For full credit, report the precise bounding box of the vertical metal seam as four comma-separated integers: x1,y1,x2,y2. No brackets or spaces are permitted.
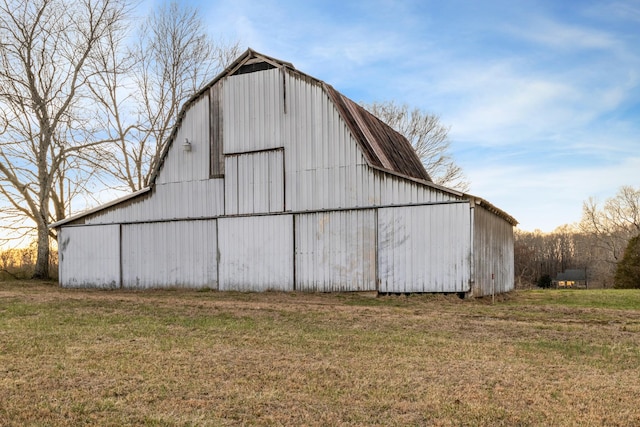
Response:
292,214,297,291
215,218,220,290
281,67,287,114
469,204,475,295
208,89,213,178
281,147,287,212
118,224,123,289
374,208,379,292
235,157,239,214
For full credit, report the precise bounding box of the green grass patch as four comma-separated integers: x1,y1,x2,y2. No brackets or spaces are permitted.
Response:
1,282,639,426
514,288,640,310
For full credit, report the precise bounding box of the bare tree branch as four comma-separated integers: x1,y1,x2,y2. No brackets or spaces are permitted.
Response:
360,101,469,191
0,0,128,278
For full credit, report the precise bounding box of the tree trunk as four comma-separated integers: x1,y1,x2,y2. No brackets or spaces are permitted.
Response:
32,220,50,279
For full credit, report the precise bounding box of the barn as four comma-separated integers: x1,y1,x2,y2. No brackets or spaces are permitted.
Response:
51,49,517,297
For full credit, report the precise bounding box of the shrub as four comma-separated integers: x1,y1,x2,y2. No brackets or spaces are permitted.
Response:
614,235,640,289
537,274,552,289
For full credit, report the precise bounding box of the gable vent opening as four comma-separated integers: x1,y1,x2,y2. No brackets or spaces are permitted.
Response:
233,61,276,75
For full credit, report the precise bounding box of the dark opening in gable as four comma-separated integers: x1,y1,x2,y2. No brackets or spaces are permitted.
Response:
233,61,276,75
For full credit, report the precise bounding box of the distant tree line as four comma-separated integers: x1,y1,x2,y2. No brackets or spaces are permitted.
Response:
0,244,58,280
515,186,640,289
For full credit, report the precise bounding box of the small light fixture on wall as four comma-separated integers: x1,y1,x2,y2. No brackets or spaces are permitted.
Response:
183,138,192,152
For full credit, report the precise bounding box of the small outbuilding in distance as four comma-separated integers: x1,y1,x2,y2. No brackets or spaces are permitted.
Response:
553,269,588,288
51,49,517,297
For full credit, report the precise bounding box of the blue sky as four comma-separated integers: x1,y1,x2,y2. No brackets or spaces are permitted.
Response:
157,0,639,232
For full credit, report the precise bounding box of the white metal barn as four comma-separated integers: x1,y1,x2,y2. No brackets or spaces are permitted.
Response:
52,49,517,297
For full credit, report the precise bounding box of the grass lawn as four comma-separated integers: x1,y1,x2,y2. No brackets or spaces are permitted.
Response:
1,282,639,426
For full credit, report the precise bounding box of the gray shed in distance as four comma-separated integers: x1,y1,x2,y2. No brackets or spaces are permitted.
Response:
51,49,517,297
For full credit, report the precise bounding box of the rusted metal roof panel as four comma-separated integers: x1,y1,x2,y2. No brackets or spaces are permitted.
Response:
325,85,432,182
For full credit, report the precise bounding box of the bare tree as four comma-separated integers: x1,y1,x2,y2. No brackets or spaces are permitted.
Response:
91,1,241,191
0,0,128,278
579,185,640,285
362,101,470,191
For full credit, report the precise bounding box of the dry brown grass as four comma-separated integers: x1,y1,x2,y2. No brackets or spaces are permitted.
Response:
1,282,639,426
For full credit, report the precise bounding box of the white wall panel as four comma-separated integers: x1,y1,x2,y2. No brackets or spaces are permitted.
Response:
224,149,285,215
378,203,471,293
121,220,217,289
223,69,283,154
295,210,376,292
86,179,224,224
59,225,120,288
283,71,369,212
218,215,293,291
471,205,515,297
157,95,211,184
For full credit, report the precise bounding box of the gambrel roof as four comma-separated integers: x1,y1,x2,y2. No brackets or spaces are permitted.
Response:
151,48,432,185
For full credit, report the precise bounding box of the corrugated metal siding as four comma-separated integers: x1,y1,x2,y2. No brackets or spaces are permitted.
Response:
471,205,515,297
59,225,120,288
372,170,459,207
295,210,376,292
85,179,224,224
121,220,218,289
218,215,294,291
156,95,210,184
378,203,471,293
209,84,224,176
91,66,457,225
223,69,283,154
281,70,456,212
225,149,284,215
79,67,461,227
285,70,369,212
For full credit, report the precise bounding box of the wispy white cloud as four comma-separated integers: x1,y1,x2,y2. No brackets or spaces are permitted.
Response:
506,18,619,51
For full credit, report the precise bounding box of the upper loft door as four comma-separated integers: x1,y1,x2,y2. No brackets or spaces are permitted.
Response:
224,148,285,215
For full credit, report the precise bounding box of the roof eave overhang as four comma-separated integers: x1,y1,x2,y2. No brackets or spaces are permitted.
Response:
49,187,151,229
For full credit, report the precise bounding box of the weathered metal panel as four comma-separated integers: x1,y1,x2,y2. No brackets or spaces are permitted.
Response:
121,220,218,289
58,225,120,288
223,69,283,154
224,149,285,215
372,171,460,207
295,210,376,292
218,215,293,291
209,84,224,177
378,203,471,293
325,85,432,182
157,95,210,184
218,68,458,215
471,205,515,297
85,179,225,224
283,71,369,212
